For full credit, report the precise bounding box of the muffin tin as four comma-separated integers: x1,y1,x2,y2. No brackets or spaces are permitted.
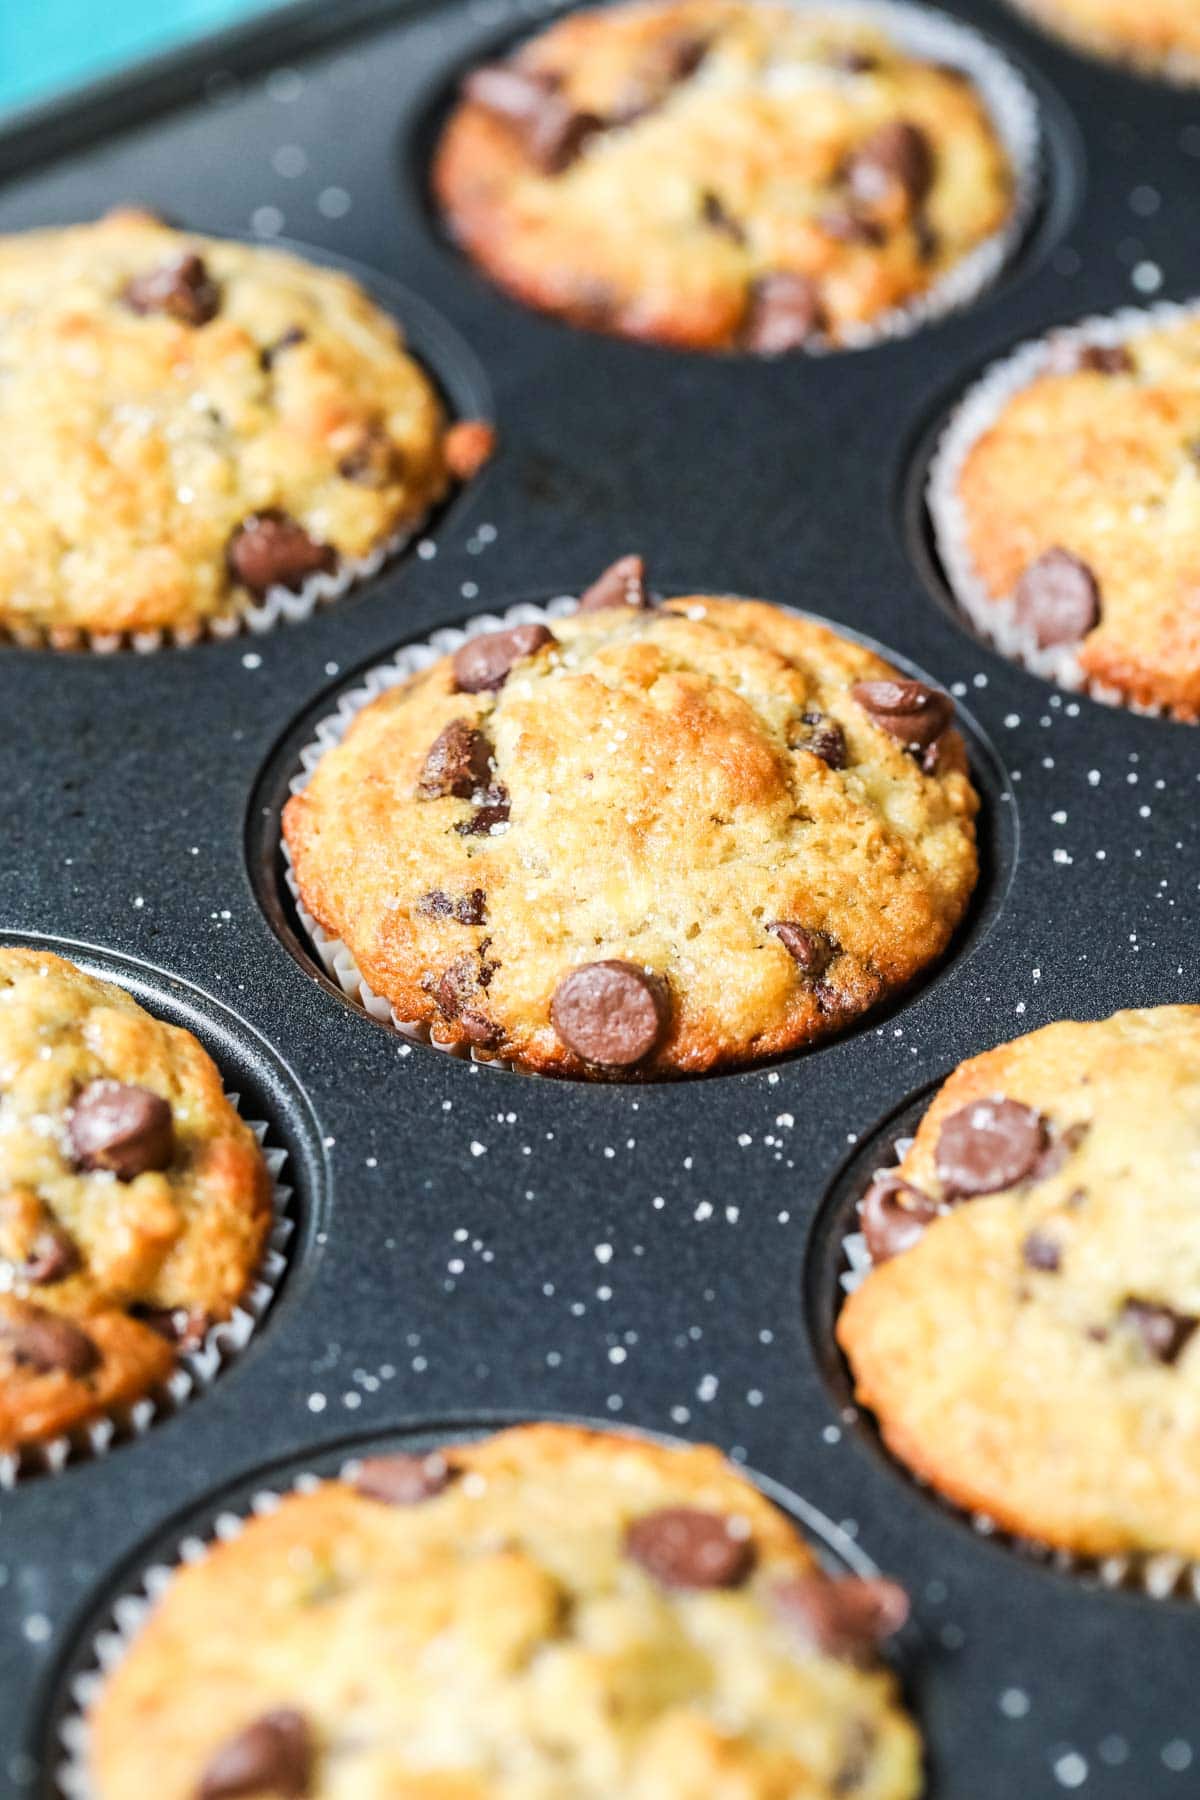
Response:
1,0,1198,1793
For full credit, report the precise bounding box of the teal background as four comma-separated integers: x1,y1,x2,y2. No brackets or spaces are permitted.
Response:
0,0,288,116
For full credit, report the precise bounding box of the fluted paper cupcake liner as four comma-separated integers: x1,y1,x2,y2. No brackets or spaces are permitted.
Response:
1,1098,293,1487
927,296,1200,717
1,525,416,657
838,1129,1200,1601
1002,0,1200,86
283,592,581,1072
751,0,1042,353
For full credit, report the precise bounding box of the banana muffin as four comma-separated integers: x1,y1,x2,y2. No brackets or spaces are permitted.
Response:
89,1421,921,1798
1005,0,1200,79
282,563,980,1077
0,949,273,1454
0,211,491,642
839,1006,1200,1560
433,0,1019,352
937,308,1200,719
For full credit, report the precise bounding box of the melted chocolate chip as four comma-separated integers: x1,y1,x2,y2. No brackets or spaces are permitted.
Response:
550,960,669,1067
353,1451,452,1504
198,1709,314,1800
935,1098,1048,1199
456,785,511,836
818,208,885,246
773,1574,909,1661
1013,548,1101,649
577,554,651,613
700,190,746,244
828,46,879,73
337,425,401,488
416,888,487,925
430,955,501,1047
0,1308,100,1378
850,679,953,753
1022,1230,1062,1272
227,510,336,597
1073,343,1134,375
68,1081,174,1181
611,31,709,122
452,624,556,693
1121,1299,1198,1366
417,720,493,799
743,273,826,354
259,326,307,370
463,64,599,173
123,252,220,326
794,712,847,769
846,121,933,208
20,1226,80,1286
625,1507,754,1589
859,1170,938,1263
767,922,839,978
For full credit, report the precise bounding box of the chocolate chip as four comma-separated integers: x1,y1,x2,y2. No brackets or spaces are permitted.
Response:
850,679,953,753
452,624,556,693
1073,343,1134,375
773,1574,909,1661
198,1708,314,1799
417,720,493,799
625,1507,754,1589
417,888,487,925
935,1098,1048,1199
1013,548,1101,649
577,554,650,613
846,121,933,208
68,1081,174,1181
259,326,307,370
0,1308,100,1378
463,64,599,173
456,784,511,836
1121,1300,1198,1366
1022,1230,1061,1272
132,1304,211,1351
123,252,220,326
20,1226,80,1286
1031,1121,1088,1182
743,273,826,354
550,960,669,1067
611,31,710,122
444,419,497,482
859,1170,938,1263
793,712,847,769
828,46,879,73
767,922,839,978
818,209,885,246
337,425,401,488
430,955,501,1047
352,1451,452,1504
700,190,746,244
227,510,336,597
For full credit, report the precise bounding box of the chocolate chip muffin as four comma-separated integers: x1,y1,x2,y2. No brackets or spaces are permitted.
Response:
433,0,1020,352
838,1006,1200,1561
0,210,490,643
88,1422,921,1798
282,564,980,1077
0,949,272,1455
933,307,1200,720
1005,0,1200,79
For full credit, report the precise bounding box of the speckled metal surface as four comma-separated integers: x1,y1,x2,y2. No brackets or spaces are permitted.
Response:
0,1,1197,1793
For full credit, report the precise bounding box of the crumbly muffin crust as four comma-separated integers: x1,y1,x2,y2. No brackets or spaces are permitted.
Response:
0,212,474,640
0,949,272,1452
838,1006,1200,1560
433,0,1016,352
1005,0,1200,79
282,583,980,1077
950,311,1200,720
89,1422,921,1799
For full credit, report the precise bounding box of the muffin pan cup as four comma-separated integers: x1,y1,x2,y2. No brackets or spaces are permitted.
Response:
3,0,1200,1794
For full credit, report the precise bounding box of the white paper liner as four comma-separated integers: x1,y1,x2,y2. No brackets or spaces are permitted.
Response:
838,1128,1200,1600
732,0,1043,352
1002,0,1200,87
0,525,415,656
1,1098,293,1487
282,592,581,1072
52,1435,880,1798
927,295,1200,719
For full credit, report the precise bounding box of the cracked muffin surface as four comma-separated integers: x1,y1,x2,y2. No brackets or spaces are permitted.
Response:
951,311,1200,719
0,949,272,1452
0,212,477,641
433,0,1017,352
89,1422,921,1799
839,1006,1200,1559
282,580,979,1077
